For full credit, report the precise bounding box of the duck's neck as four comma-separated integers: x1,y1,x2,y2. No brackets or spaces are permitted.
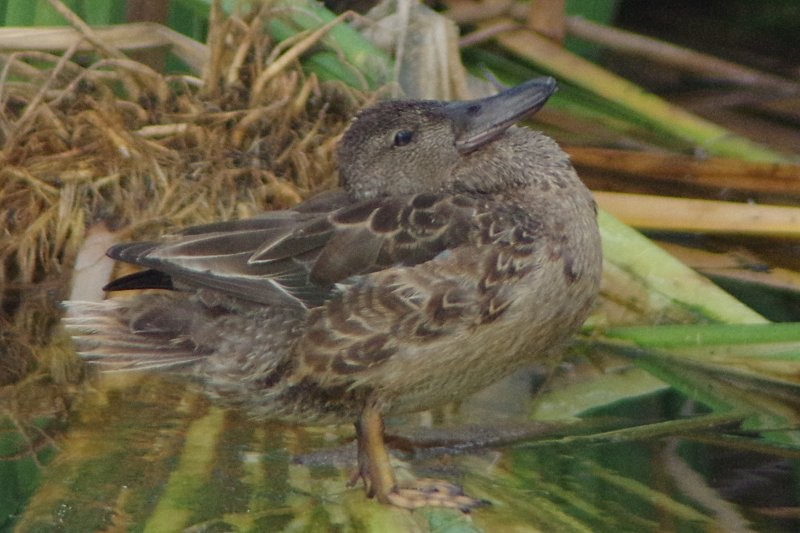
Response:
451,128,582,195
457,128,600,284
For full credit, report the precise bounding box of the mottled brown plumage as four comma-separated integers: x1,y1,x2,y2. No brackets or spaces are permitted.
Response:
65,77,602,510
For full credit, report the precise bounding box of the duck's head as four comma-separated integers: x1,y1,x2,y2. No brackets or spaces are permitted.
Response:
338,77,559,199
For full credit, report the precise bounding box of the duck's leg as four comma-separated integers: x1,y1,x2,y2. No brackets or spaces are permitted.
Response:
352,405,488,512
354,405,396,500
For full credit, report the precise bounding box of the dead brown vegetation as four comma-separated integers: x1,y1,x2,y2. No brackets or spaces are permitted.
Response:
0,6,368,396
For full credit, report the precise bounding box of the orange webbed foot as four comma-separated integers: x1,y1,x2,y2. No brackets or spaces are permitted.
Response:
354,405,489,512
386,478,489,512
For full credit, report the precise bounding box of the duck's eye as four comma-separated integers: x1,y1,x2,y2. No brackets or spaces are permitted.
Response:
393,130,414,147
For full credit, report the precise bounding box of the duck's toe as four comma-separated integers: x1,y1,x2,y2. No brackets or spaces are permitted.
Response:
385,478,490,513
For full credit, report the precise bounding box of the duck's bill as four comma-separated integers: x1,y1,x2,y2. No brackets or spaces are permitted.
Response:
445,76,557,153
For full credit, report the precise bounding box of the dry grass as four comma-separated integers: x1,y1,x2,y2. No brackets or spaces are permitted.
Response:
0,5,369,399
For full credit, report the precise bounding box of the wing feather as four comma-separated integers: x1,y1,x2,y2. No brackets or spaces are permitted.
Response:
105,191,487,309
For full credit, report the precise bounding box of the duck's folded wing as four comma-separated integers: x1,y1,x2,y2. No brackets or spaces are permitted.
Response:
106,192,483,309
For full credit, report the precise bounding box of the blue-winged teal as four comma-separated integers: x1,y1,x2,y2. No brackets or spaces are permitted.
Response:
66,77,602,510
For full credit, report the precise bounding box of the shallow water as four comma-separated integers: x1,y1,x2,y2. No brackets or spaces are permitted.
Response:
4,355,799,532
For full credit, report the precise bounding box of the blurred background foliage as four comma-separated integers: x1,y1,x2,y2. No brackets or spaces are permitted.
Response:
1,0,798,531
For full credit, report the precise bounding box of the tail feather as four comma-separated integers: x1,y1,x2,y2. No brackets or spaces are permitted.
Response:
64,299,208,372
63,295,309,424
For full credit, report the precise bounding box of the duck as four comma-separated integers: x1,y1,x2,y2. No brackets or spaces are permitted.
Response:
66,77,602,510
